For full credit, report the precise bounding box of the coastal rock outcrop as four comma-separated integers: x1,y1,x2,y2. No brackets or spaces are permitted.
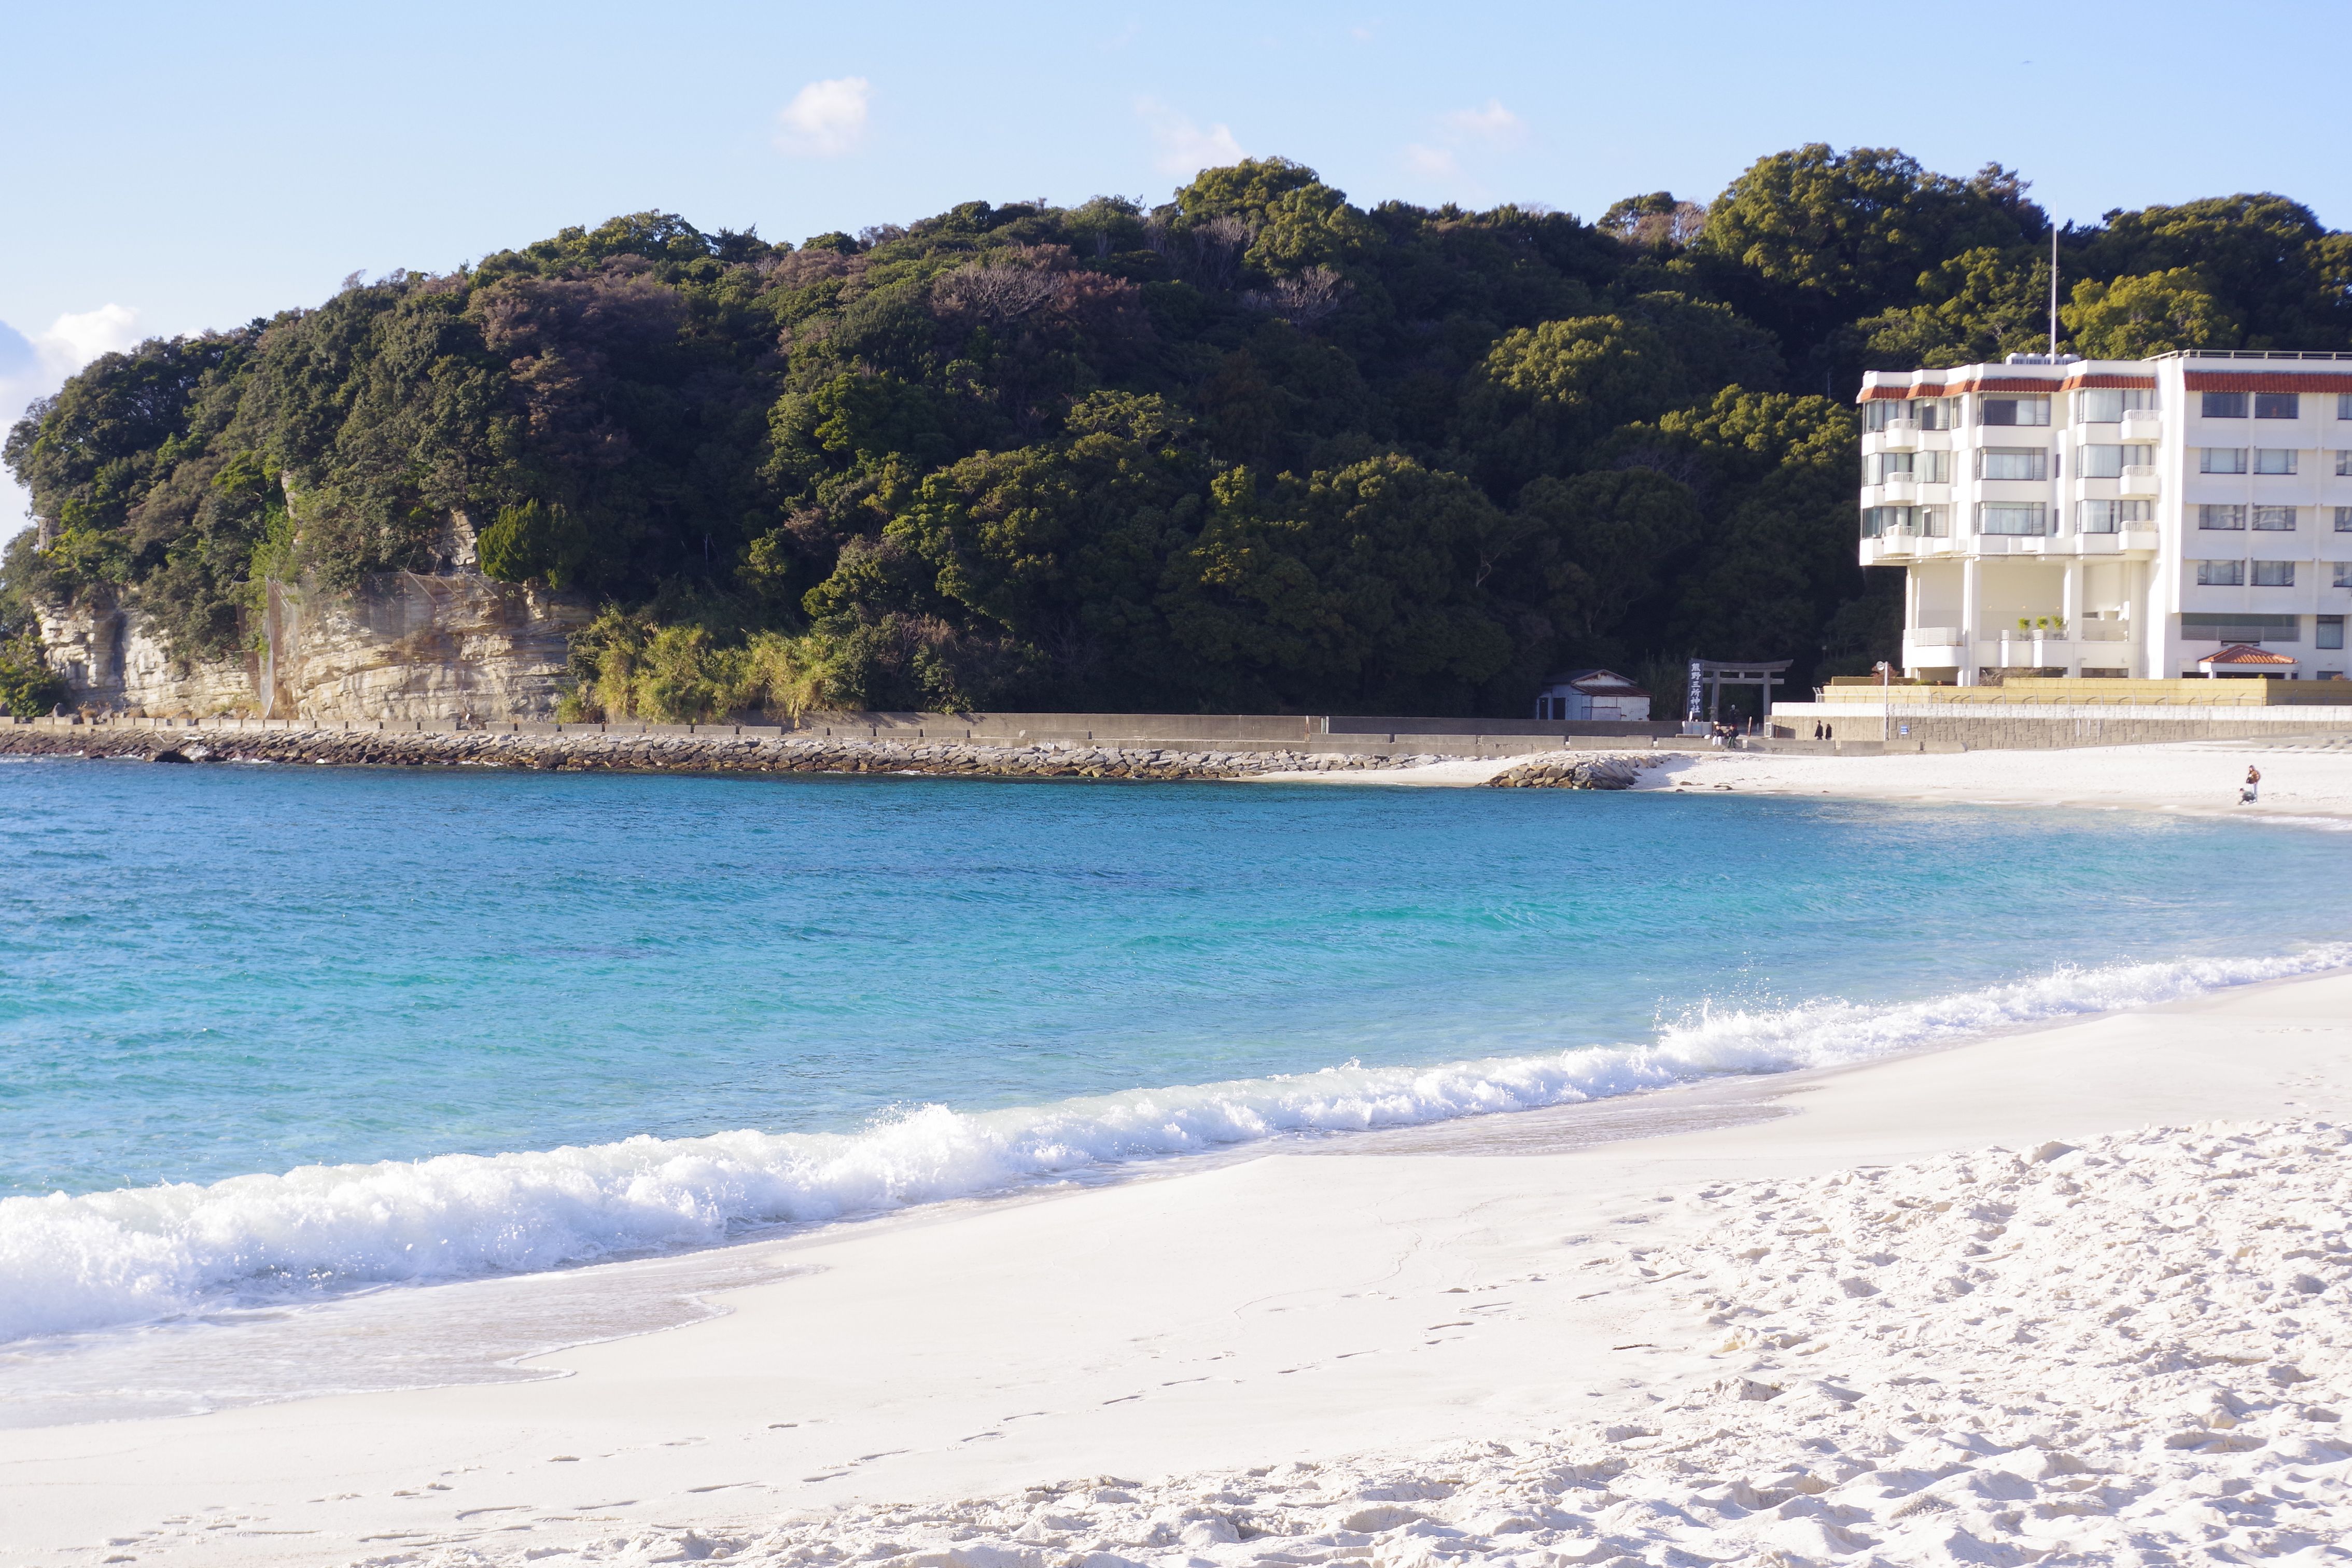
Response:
1483,754,1654,790
33,567,589,723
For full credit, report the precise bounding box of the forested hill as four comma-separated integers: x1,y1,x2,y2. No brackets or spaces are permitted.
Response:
6,146,2348,720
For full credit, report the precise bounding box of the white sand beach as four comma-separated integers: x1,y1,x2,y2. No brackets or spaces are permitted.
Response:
1265,737,2352,821
11,968,2352,1567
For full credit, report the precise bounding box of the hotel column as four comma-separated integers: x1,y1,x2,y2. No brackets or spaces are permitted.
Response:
1904,568,1921,676
2061,558,2082,676
1959,556,1982,685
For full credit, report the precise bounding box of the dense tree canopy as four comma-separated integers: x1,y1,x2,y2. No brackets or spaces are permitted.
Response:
8,147,2347,719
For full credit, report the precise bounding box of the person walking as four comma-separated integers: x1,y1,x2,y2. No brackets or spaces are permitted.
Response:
2242,764,2262,804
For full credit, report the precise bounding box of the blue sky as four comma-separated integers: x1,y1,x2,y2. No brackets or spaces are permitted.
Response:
5,0,2348,529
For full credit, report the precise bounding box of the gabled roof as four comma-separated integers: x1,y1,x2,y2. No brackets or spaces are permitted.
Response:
1544,667,1647,694
2197,643,2297,666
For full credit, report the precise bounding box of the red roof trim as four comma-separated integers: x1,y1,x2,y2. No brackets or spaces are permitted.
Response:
2184,371,2352,394
2198,643,2298,665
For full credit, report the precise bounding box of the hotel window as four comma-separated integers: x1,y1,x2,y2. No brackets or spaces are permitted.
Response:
2077,387,2155,423
2337,451,2351,476
2201,447,2249,473
2203,391,2249,418
2197,560,2247,585
2253,507,2299,531
2341,394,2352,419
2256,393,2301,419
2200,505,2247,530
2255,448,2298,474
2078,499,2152,534
1914,397,1958,430
2077,444,2154,478
1979,395,2050,427
1978,447,2048,480
2253,561,2298,587
2337,564,2352,589
1978,502,2048,536
2324,615,2348,649
2340,507,2352,532
1863,400,1899,431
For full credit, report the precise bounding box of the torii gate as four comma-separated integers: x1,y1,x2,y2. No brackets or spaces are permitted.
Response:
1685,659,1793,722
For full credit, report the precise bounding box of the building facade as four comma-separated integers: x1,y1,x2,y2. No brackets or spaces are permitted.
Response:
1858,350,2352,682
1532,669,1650,723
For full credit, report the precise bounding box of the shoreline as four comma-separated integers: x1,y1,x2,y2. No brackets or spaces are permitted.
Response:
10,964,2352,1565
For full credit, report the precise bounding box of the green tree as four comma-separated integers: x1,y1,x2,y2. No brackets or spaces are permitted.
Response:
1691,145,2044,365
2061,268,2242,358
477,500,590,586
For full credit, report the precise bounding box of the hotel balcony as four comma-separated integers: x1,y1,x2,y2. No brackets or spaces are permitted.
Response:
2119,465,2161,498
1874,419,1920,452
2119,410,2162,443
2078,528,2162,556
1861,529,1956,565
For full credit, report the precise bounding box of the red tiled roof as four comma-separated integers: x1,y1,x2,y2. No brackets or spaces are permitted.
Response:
2198,644,2297,665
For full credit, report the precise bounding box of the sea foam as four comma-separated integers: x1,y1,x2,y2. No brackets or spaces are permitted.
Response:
4,944,2344,1345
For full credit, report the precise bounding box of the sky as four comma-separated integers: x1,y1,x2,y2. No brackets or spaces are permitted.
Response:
5,0,2349,534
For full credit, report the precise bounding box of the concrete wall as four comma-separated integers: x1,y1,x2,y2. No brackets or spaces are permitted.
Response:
1772,699,2352,749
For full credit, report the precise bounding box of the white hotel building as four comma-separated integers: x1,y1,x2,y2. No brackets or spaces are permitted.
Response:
1858,351,2352,682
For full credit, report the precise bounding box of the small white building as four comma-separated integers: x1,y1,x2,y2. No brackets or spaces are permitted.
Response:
1858,349,2352,682
1533,669,1651,723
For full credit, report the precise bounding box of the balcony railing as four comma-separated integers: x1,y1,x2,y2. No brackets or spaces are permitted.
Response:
2077,622,2132,642
2119,465,2160,497
1907,626,1965,647
2119,411,2162,440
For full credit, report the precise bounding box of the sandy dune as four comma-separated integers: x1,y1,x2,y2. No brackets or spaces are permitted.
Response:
9,969,2352,1566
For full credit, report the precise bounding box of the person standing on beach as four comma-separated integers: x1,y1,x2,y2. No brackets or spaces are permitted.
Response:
2243,764,2261,804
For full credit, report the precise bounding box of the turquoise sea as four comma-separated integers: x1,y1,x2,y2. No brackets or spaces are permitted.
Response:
2,753,2348,1417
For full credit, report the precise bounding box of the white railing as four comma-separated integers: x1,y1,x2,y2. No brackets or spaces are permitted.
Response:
1907,626,1964,647
2120,466,2161,496
2078,622,2132,642
2154,349,2352,362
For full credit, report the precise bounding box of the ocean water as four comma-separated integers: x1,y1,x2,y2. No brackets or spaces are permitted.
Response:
3,753,2349,1419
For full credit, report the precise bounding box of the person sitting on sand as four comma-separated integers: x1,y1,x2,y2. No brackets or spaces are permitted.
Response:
2242,764,2261,804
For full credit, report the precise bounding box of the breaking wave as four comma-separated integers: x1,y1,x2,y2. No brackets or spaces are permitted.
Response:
6,943,2345,1345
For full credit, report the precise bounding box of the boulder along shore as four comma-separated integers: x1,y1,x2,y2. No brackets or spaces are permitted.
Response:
0,725,1657,788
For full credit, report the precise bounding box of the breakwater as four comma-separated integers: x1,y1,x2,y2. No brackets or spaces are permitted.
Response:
0,722,1654,786
1,715,1676,785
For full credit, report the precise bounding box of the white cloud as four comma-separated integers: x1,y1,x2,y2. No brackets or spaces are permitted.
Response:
1136,98,1244,178
1401,99,1529,194
1,304,141,537
1440,99,1526,147
774,77,872,158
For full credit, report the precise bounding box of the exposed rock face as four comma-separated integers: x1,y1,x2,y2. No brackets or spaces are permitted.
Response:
257,573,590,722
35,599,256,717
35,568,590,722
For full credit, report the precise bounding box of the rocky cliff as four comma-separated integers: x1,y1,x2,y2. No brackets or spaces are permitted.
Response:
36,564,591,722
